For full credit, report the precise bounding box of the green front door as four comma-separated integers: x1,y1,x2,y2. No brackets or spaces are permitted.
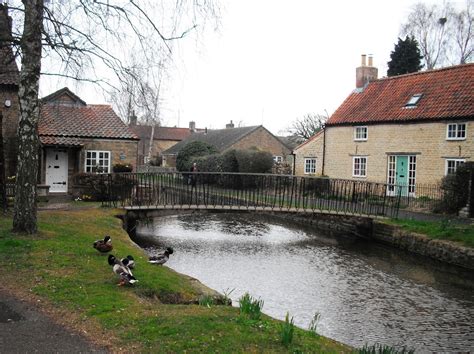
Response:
396,156,408,196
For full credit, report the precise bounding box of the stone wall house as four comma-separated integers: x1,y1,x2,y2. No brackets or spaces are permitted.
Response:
38,87,139,194
294,55,474,193
162,122,292,168
129,120,202,166
292,130,324,176
0,4,20,178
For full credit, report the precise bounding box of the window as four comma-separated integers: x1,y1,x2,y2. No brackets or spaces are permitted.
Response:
445,159,465,175
354,126,368,141
405,93,423,107
352,157,367,177
304,158,317,174
273,156,283,164
85,150,111,173
446,123,466,140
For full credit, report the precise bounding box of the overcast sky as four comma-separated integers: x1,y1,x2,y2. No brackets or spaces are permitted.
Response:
39,0,458,136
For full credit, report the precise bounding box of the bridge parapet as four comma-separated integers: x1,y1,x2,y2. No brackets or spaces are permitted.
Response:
100,172,404,218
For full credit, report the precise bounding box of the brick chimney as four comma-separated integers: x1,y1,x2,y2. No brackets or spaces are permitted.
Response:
189,121,196,132
0,4,13,42
226,120,234,129
129,111,137,126
356,54,378,89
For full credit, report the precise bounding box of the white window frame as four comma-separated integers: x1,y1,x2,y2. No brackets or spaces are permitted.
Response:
446,123,466,140
352,156,367,177
445,159,465,175
85,150,111,173
354,126,368,141
273,155,283,164
304,157,317,174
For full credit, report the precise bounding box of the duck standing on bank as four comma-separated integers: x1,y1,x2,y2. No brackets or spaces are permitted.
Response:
93,235,113,254
148,247,174,265
108,254,138,286
121,255,135,269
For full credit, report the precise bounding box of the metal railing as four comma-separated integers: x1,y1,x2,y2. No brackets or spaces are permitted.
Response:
100,172,404,218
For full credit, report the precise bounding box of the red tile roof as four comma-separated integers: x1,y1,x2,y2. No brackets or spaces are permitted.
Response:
130,125,194,141
39,104,138,140
39,136,84,147
327,64,474,126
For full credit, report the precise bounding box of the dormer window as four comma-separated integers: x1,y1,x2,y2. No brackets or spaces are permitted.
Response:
354,126,368,141
405,93,423,107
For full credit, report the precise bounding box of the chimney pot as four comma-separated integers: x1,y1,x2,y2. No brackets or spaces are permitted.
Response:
361,54,367,66
189,121,196,132
356,54,378,89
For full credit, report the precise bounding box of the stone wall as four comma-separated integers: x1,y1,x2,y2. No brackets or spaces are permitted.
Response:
322,121,473,184
372,220,474,270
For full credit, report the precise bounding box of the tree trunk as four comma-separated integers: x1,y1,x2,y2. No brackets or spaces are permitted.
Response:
12,0,44,234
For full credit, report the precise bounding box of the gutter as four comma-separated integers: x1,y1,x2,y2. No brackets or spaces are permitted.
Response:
322,125,326,176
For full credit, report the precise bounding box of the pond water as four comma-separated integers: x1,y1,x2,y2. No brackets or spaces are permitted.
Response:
133,212,474,352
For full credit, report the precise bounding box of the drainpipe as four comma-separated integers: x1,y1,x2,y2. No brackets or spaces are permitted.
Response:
322,125,326,176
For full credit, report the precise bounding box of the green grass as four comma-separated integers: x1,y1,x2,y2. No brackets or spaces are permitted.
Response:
239,292,264,320
387,218,474,248
0,206,350,353
280,312,295,348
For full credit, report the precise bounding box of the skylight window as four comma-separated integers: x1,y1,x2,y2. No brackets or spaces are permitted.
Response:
405,93,423,107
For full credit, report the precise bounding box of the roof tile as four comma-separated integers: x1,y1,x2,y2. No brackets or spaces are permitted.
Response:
327,64,474,125
39,103,138,140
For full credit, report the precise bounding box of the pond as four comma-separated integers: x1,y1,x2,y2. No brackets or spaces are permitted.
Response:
133,212,474,352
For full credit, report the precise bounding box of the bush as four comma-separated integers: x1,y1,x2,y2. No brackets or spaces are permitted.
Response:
176,141,218,172
436,162,474,214
113,163,133,173
235,150,273,174
221,150,239,173
73,173,108,201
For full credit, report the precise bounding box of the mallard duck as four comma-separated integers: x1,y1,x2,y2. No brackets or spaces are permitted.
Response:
93,235,113,253
148,247,174,265
108,254,138,286
121,255,135,269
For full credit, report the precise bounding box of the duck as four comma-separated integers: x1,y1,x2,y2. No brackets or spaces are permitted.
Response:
93,235,113,253
108,254,138,286
121,255,135,269
148,247,174,265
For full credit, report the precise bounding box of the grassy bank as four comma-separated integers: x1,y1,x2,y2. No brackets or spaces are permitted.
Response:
0,205,350,353
387,218,474,248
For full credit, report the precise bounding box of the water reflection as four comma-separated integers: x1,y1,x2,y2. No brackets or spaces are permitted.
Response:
133,212,474,352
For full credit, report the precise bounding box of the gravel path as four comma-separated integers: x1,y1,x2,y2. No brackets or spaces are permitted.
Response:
0,288,107,353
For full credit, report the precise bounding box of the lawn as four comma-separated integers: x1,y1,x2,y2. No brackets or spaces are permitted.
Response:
0,205,351,353
387,218,474,248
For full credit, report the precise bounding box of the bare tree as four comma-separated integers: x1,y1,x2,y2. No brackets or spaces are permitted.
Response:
451,0,473,64
285,113,327,144
401,1,473,69
5,0,220,234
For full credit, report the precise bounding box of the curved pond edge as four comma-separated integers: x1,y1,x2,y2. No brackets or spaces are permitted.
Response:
122,209,474,271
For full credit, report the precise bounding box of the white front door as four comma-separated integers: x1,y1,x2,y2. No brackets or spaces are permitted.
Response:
45,149,68,193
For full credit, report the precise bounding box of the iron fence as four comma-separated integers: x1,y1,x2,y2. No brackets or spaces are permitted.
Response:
100,172,406,218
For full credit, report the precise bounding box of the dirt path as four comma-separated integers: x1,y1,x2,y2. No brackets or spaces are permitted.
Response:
0,288,107,353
